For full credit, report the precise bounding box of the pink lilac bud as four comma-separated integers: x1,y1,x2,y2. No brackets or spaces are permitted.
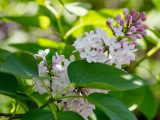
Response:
140,12,146,21
131,10,136,17
116,14,121,24
106,18,114,28
142,24,148,29
120,19,125,27
130,41,138,46
125,15,132,25
128,34,137,40
119,38,128,46
135,34,142,39
106,8,147,44
129,26,137,32
129,16,132,25
123,8,129,16
136,19,142,25
135,12,140,18
126,32,132,35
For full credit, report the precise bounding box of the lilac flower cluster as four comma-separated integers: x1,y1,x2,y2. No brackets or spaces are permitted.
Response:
106,8,147,41
33,9,147,120
33,49,107,120
74,9,147,68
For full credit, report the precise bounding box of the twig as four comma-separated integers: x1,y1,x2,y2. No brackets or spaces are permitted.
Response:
0,113,23,119
128,42,160,72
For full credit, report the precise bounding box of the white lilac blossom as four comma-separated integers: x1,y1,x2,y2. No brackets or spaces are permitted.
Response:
107,40,137,68
51,52,74,97
34,49,50,60
74,9,147,68
38,61,49,77
73,27,137,68
33,49,50,94
113,26,124,37
73,27,109,63
33,8,147,120
62,97,95,120
33,78,50,94
58,88,108,120
33,51,74,96
33,49,107,119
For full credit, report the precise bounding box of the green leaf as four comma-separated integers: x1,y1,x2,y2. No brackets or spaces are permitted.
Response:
64,9,122,39
14,52,38,74
68,60,146,91
61,45,76,59
10,43,58,65
0,49,38,78
30,92,49,107
65,2,88,16
94,108,110,120
0,72,38,109
105,87,158,120
87,93,137,120
109,87,145,107
0,49,11,60
144,29,160,45
22,109,55,120
1,16,50,29
0,72,18,97
10,43,48,53
152,0,160,9
57,111,84,120
64,10,108,39
1,16,39,27
138,87,158,120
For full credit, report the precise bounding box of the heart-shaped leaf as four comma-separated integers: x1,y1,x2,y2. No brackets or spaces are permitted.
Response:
68,60,146,91
87,93,137,120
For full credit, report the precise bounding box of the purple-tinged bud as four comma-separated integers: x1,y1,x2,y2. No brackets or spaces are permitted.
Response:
126,32,132,35
142,24,148,29
116,14,121,24
128,34,137,40
106,18,114,28
120,19,125,27
128,26,137,33
130,41,137,46
123,8,129,16
140,12,146,21
137,28,147,34
142,31,147,34
129,16,132,25
129,26,137,32
137,27,144,32
126,15,130,25
131,9,136,17
120,38,128,46
135,12,140,18
136,19,142,25
135,34,142,39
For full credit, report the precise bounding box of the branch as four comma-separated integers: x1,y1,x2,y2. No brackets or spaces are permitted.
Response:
128,42,160,72
0,113,24,119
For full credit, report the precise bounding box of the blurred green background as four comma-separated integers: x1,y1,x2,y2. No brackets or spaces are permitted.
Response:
0,0,160,120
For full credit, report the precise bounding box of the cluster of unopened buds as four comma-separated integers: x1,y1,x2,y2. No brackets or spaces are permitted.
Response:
33,9,147,119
